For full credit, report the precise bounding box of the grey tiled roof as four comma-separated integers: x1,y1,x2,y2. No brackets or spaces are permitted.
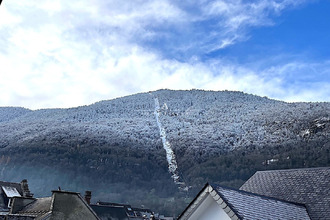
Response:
211,184,310,220
90,205,129,220
11,191,100,220
240,167,330,220
18,197,52,217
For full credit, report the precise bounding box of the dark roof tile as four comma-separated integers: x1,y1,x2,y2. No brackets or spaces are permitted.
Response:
211,184,311,220
240,167,330,220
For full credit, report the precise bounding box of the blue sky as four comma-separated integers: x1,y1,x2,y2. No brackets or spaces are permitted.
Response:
0,0,329,109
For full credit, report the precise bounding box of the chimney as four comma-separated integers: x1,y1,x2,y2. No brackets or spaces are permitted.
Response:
84,191,92,205
20,179,33,198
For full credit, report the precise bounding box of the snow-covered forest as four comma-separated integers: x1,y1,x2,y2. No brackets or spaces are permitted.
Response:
1,90,328,153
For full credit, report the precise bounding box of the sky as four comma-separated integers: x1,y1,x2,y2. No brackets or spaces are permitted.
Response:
0,0,329,109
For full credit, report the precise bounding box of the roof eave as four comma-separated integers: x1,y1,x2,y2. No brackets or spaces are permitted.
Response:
177,183,241,220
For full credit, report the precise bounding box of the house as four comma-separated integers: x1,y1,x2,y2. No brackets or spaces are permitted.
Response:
90,203,129,220
178,166,330,220
178,183,310,220
0,179,33,215
240,167,330,220
2,190,100,220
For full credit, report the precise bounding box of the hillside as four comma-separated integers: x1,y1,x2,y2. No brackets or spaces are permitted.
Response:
0,89,329,215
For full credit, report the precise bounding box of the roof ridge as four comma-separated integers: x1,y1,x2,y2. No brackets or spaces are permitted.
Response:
51,190,80,195
211,183,308,208
255,166,330,173
0,180,20,185
33,196,52,199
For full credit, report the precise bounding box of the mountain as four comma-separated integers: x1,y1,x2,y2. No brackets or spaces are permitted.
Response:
0,89,329,215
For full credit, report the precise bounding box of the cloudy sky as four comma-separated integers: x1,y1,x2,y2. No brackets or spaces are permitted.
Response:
0,0,329,109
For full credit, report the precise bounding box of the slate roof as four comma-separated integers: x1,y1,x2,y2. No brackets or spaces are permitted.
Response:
0,180,23,212
178,183,310,220
91,202,155,220
212,184,310,220
50,191,100,220
18,197,52,218
6,214,36,220
11,191,100,220
240,167,330,220
90,205,129,220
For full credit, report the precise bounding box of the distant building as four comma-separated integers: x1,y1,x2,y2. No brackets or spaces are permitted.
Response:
90,201,172,220
0,179,33,215
178,167,330,220
0,180,172,220
1,188,99,220
90,202,129,220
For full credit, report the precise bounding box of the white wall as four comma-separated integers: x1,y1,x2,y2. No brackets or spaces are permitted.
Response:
188,194,231,220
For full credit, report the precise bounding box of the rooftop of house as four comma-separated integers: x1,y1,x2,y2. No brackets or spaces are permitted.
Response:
10,190,100,220
0,181,23,196
0,179,32,212
212,184,310,220
90,205,129,220
16,197,52,217
92,201,155,220
179,183,311,220
240,167,330,220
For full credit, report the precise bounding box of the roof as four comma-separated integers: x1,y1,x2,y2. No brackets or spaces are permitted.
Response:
92,202,155,220
50,190,100,220
212,184,310,220
0,181,23,196
18,197,52,217
90,205,129,220
240,167,330,220
132,207,153,214
0,180,23,212
179,183,311,220
6,214,36,219
12,190,100,220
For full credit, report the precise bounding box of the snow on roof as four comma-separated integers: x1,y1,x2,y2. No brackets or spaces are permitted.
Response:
2,186,21,198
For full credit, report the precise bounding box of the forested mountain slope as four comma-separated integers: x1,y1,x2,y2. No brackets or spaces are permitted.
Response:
0,107,32,123
0,89,329,215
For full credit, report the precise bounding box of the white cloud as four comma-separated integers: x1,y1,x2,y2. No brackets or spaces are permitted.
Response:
199,0,308,50
0,0,327,109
